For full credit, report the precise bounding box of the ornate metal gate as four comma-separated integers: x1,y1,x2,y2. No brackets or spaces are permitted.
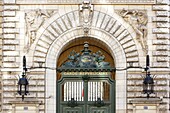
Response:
57,42,115,113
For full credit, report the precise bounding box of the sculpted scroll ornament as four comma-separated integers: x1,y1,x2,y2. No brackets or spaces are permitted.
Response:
118,9,148,52
24,9,55,52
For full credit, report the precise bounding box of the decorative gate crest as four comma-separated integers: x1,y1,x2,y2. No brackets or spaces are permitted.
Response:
57,42,115,113
61,42,110,68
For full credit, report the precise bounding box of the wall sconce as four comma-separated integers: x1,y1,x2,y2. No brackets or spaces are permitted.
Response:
143,55,154,98
17,56,29,101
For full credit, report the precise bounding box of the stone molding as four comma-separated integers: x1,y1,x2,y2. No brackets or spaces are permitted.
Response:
15,0,155,4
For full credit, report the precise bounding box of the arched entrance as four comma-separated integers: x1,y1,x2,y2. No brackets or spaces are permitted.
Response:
31,10,139,113
57,40,115,113
43,33,127,112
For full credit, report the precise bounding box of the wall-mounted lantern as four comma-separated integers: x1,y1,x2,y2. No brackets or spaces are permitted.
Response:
143,55,154,98
17,56,29,101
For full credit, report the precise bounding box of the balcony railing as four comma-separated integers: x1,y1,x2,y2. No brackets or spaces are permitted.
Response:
16,0,155,4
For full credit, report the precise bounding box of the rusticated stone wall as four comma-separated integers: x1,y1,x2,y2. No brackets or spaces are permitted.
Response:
0,0,170,113
0,0,3,112
152,0,169,67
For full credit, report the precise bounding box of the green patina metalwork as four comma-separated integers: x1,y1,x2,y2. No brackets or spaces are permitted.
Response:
59,42,113,72
57,75,115,113
57,42,115,113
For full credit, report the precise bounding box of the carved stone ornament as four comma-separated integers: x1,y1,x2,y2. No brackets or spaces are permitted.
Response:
79,0,93,35
118,9,148,52
61,42,110,68
24,9,55,52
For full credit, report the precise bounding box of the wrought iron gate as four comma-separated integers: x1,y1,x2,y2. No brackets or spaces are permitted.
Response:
57,74,115,113
57,42,115,113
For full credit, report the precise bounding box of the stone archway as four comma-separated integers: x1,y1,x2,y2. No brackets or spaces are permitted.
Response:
30,10,139,113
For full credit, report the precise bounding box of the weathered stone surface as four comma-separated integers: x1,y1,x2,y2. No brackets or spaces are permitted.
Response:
34,51,47,58
37,40,50,48
114,26,125,38
157,56,169,62
117,30,129,41
3,51,19,56
34,57,46,62
3,22,16,28
3,63,19,68
156,11,168,17
3,57,16,62
110,22,121,34
122,40,134,49
35,46,48,53
152,5,169,11
3,11,16,16
101,15,111,29
152,62,169,67
3,5,19,10
125,46,137,53
105,18,116,32
153,51,169,56
3,28,19,33
127,57,139,62
3,17,19,22
41,36,53,44
96,13,105,28
153,40,169,45
3,34,16,39
156,22,168,28
3,40,19,45
156,0,169,4
152,17,169,22
156,45,169,50
126,51,138,58
152,28,169,34
3,0,16,4
3,45,15,50
156,34,169,39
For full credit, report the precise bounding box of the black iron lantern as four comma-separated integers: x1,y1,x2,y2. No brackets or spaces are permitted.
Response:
17,56,29,101
18,72,29,101
143,72,154,98
143,55,154,98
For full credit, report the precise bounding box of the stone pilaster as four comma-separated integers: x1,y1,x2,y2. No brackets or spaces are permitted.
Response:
152,0,170,68
2,0,20,68
0,0,3,112
2,0,21,112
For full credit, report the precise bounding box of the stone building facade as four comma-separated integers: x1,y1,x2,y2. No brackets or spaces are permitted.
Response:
0,0,170,113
